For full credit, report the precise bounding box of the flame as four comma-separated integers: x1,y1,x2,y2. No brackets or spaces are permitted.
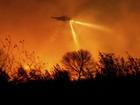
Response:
69,20,80,50
71,20,111,32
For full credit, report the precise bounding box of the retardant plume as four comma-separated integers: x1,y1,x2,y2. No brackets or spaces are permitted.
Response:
69,20,80,50
71,20,111,32
69,19,111,50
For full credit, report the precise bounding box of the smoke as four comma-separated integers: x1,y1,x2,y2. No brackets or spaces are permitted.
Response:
73,0,140,57
0,0,140,66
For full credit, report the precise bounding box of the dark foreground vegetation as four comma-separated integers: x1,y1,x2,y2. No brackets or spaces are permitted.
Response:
0,38,140,103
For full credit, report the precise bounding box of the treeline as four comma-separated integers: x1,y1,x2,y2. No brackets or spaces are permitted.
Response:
1,47,140,84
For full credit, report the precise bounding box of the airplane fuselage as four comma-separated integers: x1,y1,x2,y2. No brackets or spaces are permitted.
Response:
51,16,71,22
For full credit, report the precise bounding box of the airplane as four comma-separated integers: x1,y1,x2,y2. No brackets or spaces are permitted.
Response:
51,16,71,22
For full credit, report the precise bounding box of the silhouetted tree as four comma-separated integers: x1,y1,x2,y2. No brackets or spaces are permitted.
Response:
62,50,96,80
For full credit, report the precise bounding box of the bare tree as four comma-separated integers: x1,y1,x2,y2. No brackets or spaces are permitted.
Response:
62,49,96,80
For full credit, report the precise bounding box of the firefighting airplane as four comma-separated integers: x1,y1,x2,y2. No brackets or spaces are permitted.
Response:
51,16,71,22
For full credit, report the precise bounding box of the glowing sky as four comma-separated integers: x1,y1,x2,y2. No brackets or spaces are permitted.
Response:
0,0,140,67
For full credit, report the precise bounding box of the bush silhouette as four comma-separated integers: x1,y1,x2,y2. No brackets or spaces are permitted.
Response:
14,66,29,82
29,69,44,80
53,64,70,81
0,68,9,84
98,52,118,79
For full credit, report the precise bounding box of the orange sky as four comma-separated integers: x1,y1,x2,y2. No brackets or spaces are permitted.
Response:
0,0,140,68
